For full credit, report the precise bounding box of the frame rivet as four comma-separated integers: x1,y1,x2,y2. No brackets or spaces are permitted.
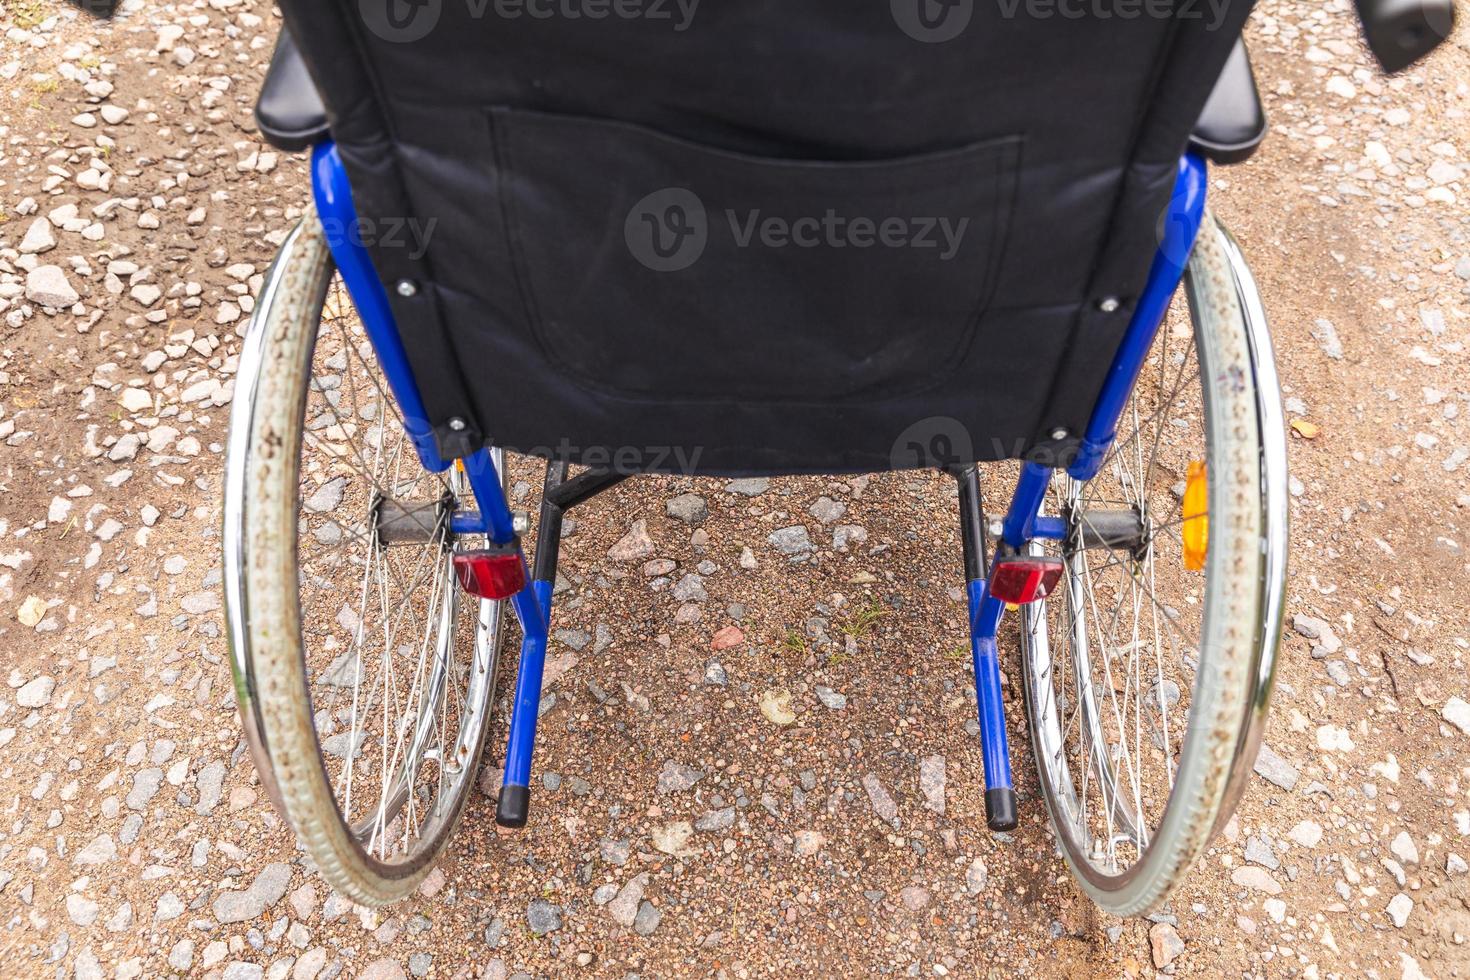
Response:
1050,427,1070,441
512,511,531,534
1097,296,1121,313
396,279,419,298
447,417,467,432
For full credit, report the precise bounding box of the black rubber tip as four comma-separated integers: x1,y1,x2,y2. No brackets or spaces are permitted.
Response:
495,783,530,828
985,787,1018,832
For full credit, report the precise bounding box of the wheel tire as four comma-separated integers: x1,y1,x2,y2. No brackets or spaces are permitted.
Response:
1019,210,1284,916
225,204,502,905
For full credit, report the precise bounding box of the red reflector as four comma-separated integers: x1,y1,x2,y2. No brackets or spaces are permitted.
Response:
453,549,525,601
988,557,1065,605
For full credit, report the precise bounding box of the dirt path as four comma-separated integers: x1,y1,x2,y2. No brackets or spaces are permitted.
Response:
1,1,1468,977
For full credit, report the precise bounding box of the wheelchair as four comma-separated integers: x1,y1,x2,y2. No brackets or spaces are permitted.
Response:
215,0,1451,916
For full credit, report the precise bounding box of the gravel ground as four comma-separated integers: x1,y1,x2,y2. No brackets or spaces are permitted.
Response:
1,1,1468,977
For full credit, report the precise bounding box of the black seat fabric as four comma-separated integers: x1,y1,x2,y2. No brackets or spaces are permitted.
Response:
255,29,329,152
274,2,1254,475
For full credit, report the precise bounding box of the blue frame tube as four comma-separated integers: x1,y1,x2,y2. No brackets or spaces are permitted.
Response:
968,582,1012,781
1070,154,1208,481
966,154,1209,826
311,142,449,474
310,141,551,826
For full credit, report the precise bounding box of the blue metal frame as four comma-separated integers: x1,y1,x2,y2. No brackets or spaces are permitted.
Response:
313,140,552,822
964,153,1208,808
311,143,449,475
309,139,1209,830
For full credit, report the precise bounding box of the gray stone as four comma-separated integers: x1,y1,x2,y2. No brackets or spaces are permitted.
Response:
19,217,56,254
832,525,867,551
672,573,707,602
694,807,735,832
724,478,768,496
303,477,347,514
1244,836,1279,870
632,900,662,935
196,760,227,813
608,520,655,561
526,899,562,935
814,685,847,710
127,768,164,810
768,525,813,558
16,676,54,707
73,835,116,866
600,838,630,865
918,755,945,814
214,863,292,924
808,496,846,524
1149,922,1185,968
168,940,195,971
25,265,79,307
1311,318,1344,359
666,493,708,525
656,760,703,793
862,773,899,827
965,858,989,895
1253,744,1299,791
155,892,185,922
608,873,648,927
66,893,99,926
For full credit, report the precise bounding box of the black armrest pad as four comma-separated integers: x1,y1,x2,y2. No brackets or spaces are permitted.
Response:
256,29,330,153
1189,40,1266,165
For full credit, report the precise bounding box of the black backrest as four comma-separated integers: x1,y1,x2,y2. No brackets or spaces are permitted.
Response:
272,1,1255,473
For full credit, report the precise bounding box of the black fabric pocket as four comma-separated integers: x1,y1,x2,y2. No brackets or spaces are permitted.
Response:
491,108,1021,403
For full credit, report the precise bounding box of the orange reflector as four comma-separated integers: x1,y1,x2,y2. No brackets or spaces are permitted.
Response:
1182,460,1208,571
989,557,1065,605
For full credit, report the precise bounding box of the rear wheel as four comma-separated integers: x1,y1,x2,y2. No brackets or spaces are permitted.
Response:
224,205,507,905
1019,212,1286,916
